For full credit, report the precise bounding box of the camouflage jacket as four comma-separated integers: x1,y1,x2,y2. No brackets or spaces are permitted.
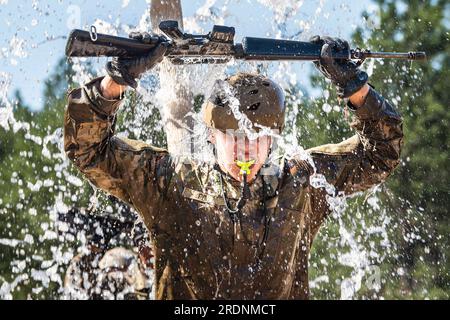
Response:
64,77,403,299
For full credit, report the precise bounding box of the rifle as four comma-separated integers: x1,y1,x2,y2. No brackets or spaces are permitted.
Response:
65,20,426,64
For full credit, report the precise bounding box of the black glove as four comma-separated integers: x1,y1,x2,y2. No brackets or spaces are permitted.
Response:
106,32,168,88
310,35,368,98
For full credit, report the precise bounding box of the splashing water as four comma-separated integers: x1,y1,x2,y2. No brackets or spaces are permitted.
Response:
0,0,403,300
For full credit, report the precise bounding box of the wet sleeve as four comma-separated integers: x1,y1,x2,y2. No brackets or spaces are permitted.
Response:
64,77,170,206
304,87,404,195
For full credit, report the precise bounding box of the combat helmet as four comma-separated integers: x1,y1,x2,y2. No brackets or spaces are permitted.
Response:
203,72,285,133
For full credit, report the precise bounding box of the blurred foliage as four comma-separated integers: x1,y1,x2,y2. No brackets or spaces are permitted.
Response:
305,0,449,299
0,59,88,298
0,0,448,299
0,60,165,299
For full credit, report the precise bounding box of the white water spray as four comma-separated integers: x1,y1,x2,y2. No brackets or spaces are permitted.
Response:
0,0,396,300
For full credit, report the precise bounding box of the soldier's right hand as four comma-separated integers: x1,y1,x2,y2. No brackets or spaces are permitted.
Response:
105,32,169,89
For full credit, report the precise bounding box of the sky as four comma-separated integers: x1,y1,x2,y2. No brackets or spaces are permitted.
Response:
0,0,375,111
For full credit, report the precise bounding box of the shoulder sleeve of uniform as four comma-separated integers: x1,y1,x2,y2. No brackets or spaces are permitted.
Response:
304,87,403,196
64,77,172,218
347,85,402,121
66,76,124,120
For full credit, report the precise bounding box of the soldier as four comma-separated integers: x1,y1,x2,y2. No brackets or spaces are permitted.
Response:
64,34,403,299
60,207,153,299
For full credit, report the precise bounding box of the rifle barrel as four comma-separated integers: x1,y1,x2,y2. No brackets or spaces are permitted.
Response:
352,50,427,61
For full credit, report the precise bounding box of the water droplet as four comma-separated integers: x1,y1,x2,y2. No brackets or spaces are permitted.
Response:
322,103,332,113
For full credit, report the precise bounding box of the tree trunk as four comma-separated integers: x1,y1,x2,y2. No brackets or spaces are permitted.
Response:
150,0,194,158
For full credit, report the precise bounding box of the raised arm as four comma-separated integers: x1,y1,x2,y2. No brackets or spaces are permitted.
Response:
304,36,403,195
64,40,170,208
307,85,403,195
64,76,170,205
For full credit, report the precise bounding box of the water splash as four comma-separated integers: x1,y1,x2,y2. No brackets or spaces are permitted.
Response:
0,0,400,300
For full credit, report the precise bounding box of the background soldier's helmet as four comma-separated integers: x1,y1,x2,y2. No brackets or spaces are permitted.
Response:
64,247,151,300
96,247,150,299
203,72,286,133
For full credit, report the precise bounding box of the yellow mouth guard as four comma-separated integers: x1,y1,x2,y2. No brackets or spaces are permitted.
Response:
235,159,255,175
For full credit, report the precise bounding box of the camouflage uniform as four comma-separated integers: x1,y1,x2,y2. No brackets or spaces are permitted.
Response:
64,77,403,299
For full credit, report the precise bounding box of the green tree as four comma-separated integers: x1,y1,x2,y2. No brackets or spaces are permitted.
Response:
354,0,449,298
0,59,168,299
0,59,89,298
303,0,449,299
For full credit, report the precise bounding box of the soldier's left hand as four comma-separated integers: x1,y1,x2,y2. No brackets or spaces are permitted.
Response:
310,35,368,98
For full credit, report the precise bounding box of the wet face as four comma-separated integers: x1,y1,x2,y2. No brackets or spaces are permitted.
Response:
210,129,272,183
